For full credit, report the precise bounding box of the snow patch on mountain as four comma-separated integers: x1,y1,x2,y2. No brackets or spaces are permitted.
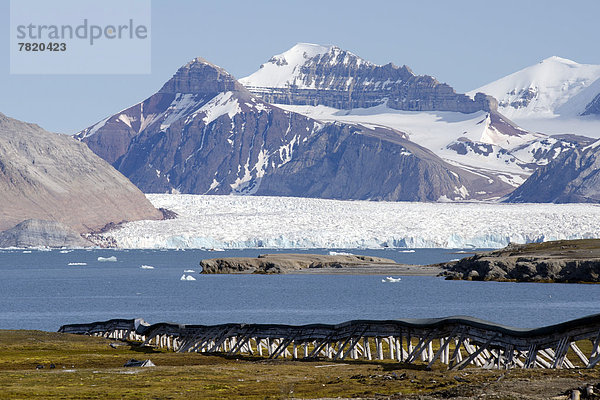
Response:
240,43,333,89
160,93,200,131
193,91,242,125
77,116,111,139
274,103,551,183
104,194,600,249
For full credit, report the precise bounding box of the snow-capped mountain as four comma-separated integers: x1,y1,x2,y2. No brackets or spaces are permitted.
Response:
240,44,584,191
507,139,600,203
469,56,600,137
240,43,497,113
76,57,510,201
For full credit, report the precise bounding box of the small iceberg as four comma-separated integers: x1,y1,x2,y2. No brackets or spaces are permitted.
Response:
68,262,87,266
382,276,402,283
22,250,32,254
180,274,196,281
140,265,154,269
97,256,117,262
183,269,195,273
399,250,415,253
60,250,73,254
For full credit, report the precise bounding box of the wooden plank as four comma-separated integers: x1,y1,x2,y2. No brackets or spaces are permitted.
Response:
570,342,589,366
334,326,364,360
407,333,437,364
552,337,571,369
448,334,464,370
453,334,499,371
375,337,383,360
524,344,537,369
363,337,372,360
428,336,452,369
388,336,395,360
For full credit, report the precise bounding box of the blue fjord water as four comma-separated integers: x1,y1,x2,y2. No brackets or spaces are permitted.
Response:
0,248,598,332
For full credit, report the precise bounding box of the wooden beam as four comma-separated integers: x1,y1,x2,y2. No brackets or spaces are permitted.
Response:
453,334,499,371
570,342,589,366
428,336,452,369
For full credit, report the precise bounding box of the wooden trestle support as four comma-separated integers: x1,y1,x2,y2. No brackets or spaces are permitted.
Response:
59,314,600,370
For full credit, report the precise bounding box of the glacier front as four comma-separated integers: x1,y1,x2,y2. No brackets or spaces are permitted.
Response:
103,195,600,250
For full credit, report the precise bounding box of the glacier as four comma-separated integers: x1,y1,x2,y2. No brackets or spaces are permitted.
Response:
103,194,600,250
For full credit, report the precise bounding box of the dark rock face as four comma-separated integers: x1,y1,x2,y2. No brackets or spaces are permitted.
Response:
241,45,497,113
257,124,504,201
200,253,397,274
77,58,499,201
439,240,600,283
501,87,537,109
582,92,600,116
0,112,162,233
506,143,600,203
114,96,321,195
0,219,92,248
157,57,245,95
443,256,600,283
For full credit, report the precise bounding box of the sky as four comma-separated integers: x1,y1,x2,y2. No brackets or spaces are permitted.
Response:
1,0,599,134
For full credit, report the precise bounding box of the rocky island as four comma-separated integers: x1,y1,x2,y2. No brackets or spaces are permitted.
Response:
439,239,600,283
200,253,440,275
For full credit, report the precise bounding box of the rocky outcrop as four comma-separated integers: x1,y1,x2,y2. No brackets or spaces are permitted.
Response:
76,57,500,201
0,219,92,248
506,141,600,203
582,92,600,116
0,112,162,233
240,44,497,113
200,253,397,274
439,240,600,283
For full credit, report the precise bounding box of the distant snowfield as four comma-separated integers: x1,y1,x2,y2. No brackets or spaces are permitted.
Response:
467,56,600,138
105,194,600,249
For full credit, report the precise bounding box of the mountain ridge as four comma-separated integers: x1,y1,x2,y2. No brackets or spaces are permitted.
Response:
240,43,497,114
76,57,512,201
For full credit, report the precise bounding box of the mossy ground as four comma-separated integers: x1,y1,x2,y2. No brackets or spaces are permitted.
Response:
0,330,597,399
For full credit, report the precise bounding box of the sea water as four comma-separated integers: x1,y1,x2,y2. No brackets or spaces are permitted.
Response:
0,248,598,331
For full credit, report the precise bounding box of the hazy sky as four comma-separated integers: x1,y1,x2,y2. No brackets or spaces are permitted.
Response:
1,0,599,133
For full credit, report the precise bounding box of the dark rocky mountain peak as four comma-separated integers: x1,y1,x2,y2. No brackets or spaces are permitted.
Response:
158,57,247,95
506,140,600,203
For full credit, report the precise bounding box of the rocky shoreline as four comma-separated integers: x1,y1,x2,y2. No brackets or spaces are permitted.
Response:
199,253,440,275
438,239,600,283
